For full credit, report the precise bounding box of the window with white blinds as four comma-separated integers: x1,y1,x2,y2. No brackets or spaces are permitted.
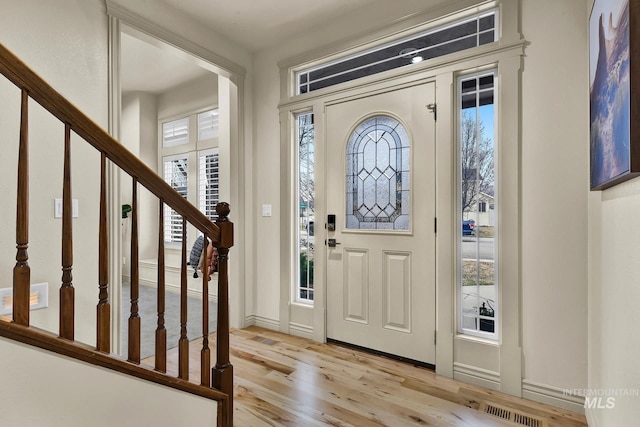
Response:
198,109,219,140
163,155,189,242
159,108,220,244
162,117,189,148
198,149,219,221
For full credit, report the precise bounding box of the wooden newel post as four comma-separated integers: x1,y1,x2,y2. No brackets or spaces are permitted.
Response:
213,202,234,427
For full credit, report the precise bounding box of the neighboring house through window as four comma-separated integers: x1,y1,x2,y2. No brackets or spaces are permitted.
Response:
297,112,314,302
458,70,497,338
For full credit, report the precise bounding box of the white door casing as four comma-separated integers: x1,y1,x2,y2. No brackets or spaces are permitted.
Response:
325,82,436,364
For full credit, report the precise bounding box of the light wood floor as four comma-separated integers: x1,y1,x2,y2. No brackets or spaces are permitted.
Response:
148,326,587,426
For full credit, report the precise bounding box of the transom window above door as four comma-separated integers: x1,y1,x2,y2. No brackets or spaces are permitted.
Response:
346,115,410,231
295,10,497,95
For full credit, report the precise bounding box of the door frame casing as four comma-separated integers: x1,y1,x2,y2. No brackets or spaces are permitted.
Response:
278,1,525,395
106,2,248,337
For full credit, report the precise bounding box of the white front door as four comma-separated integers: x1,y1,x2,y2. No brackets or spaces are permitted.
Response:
325,81,436,365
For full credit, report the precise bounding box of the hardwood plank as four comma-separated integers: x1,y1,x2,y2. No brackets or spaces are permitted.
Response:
145,326,587,427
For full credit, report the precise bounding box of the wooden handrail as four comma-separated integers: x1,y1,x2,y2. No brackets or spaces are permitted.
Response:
0,43,219,241
0,42,234,426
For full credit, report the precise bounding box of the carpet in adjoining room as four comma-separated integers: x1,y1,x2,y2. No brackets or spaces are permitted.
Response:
120,280,217,359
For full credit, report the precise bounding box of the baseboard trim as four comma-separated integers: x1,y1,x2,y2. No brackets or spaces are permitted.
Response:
585,407,598,426
288,322,313,339
137,278,218,302
245,315,280,331
453,362,500,391
522,379,585,414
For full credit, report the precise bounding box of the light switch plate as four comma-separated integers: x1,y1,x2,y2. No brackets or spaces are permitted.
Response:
262,204,272,217
54,198,79,218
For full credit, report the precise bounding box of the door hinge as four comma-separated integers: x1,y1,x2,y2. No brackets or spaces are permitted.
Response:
434,330,437,346
434,217,437,234
427,103,437,121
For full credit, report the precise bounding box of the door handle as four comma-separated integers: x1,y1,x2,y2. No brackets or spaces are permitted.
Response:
326,238,341,248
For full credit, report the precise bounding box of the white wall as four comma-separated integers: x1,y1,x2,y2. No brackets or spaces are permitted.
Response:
157,74,218,120
589,182,640,425
0,336,216,426
520,0,589,396
121,92,158,270
0,0,107,344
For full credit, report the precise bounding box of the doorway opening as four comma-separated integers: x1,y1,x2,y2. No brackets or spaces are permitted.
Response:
116,24,220,359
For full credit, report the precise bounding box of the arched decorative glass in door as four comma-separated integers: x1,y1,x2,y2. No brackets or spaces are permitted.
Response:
346,115,410,230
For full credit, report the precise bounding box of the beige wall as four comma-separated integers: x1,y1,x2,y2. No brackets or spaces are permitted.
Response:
521,0,589,392
0,337,216,425
0,0,108,344
121,92,158,268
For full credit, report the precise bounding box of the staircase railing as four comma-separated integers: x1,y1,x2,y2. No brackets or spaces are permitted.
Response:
0,43,234,426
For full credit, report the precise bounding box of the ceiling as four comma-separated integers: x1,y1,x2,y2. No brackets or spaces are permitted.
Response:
157,0,384,53
121,32,212,95
120,0,440,95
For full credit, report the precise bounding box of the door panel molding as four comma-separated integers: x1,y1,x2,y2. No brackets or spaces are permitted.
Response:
343,248,369,324
382,251,412,333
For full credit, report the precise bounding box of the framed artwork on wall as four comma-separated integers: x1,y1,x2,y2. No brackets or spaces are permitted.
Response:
590,0,640,190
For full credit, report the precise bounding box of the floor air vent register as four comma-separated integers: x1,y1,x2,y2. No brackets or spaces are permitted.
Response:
479,401,549,427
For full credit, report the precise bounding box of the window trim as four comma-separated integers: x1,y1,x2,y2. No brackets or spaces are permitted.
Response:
295,111,315,305
456,68,499,340
158,106,219,246
283,2,500,99
295,9,497,95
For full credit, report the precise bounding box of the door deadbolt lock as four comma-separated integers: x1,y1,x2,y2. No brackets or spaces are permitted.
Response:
327,214,336,231
326,238,341,248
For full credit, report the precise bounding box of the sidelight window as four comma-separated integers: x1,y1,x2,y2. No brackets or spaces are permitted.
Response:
457,70,498,338
297,112,315,302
